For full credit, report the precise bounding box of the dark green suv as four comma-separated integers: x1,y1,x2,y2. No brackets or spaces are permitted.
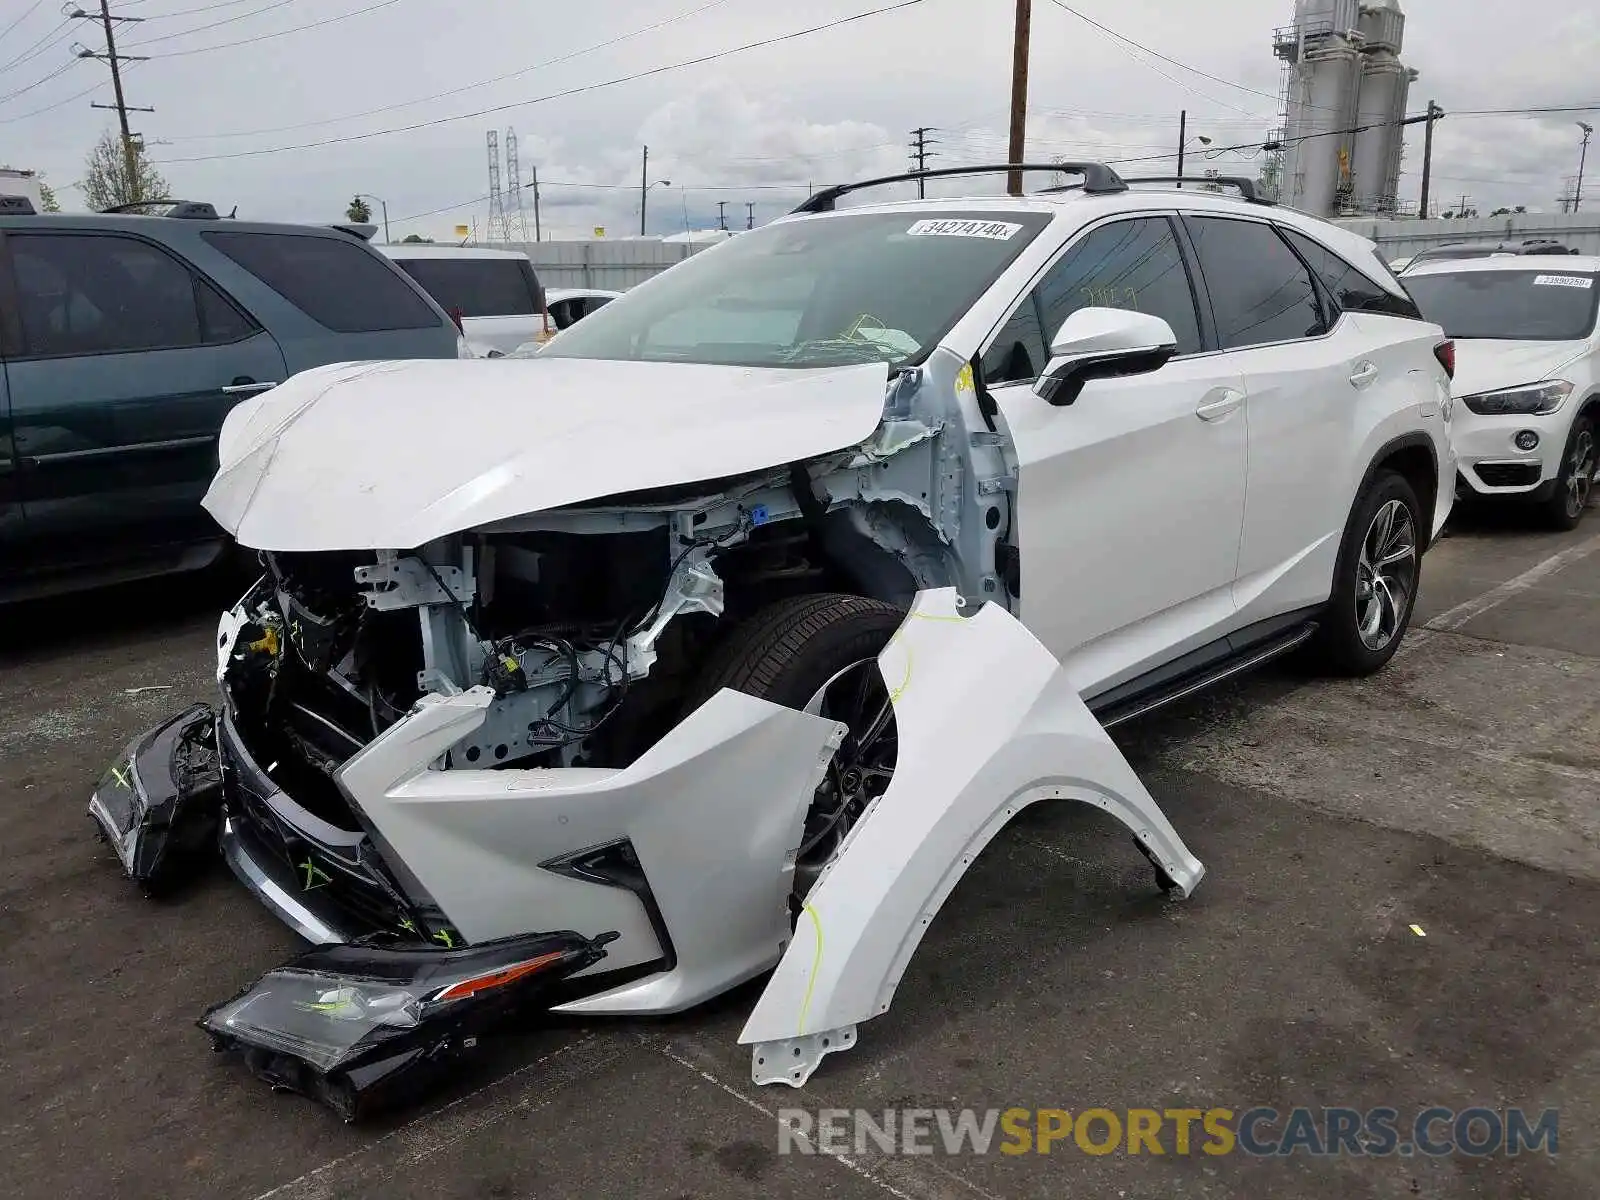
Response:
0,199,464,602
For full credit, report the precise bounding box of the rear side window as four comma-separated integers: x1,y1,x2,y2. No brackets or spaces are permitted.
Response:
394,257,542,318
1279,228,1423,320
8,232,259,357
1185,217,1328,349
982,216,1202,386
202,231,442,333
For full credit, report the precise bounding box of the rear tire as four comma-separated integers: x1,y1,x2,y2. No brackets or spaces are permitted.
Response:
1309,471,1423,677
1541,415,1595,532
684,593,905,899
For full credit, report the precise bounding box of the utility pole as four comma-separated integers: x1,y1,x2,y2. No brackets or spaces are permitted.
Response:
745,201,755,230
1576,122,1593,212
529,166,541,242
909,126,938,198
72,1,154,199
1176,109,1187,186
639,145,649,236
716,201,728,231
1417,100,1443,220
1006,0,1031,195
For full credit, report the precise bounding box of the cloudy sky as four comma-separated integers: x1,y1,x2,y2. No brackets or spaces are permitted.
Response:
2,0,1595,240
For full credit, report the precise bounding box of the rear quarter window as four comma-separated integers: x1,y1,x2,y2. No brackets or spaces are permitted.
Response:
201,231,444,333
1279,228,1424,321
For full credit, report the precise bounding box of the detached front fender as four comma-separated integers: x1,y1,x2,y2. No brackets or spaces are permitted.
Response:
739,588,1204,1086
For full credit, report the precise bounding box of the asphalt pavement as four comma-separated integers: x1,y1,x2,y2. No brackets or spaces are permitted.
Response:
1,504,1597,1200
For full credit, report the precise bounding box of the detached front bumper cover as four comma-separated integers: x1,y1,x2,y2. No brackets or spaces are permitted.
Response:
200,929,618,1121
88,703,223,896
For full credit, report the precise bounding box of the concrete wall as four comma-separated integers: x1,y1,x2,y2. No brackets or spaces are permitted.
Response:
507,239,710,289
1335,213,1600,258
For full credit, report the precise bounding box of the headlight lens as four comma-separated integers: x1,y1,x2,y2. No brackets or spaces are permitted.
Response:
1461,380,1573,416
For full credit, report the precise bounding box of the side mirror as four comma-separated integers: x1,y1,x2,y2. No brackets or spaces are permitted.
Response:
1034,307,1179,406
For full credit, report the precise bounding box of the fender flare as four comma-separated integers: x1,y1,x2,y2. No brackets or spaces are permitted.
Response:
738,588,1205,1086
1358,430,1442,546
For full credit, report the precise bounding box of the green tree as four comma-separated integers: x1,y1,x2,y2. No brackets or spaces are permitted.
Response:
400,233,433,243
82,130,169,211
346,195,372,223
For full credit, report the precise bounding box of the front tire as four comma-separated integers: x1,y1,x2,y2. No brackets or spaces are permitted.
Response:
1310,471,1423,676
683,594,905,899
1542,415,1595,531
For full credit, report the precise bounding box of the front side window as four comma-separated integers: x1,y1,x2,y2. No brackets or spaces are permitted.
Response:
1185,216,1328,350
203,231,443,333
982,216,1203,386
537,211,1054,369
1403,269,1599,341
394,257,542,318
10,233,203,357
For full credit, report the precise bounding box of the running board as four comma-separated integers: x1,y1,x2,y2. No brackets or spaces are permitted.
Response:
1095,622,1318,729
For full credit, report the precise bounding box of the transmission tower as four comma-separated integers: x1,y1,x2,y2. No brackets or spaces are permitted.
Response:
486,130,507,242
503,128,529,242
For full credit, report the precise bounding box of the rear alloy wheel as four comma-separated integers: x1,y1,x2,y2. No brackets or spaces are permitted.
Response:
683,594,904,900
1543,416,1595,531
1309,471,1423,676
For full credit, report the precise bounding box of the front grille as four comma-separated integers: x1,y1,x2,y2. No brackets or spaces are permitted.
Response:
1474,462,1541,488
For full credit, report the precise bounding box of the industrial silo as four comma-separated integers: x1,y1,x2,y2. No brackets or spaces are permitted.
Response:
1350,0,1416,215
1275,0,1365,216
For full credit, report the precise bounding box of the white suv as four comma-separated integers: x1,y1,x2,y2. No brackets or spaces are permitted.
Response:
97,165,1457,1114
1403,255,1598,528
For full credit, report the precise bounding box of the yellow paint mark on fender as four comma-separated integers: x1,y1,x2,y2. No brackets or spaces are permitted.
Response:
797,900,825,1035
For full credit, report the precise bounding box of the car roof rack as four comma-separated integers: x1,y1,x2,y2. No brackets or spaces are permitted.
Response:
1118,175,1274,204
791,162,1128,214
101,199,222,219
0,195,37,214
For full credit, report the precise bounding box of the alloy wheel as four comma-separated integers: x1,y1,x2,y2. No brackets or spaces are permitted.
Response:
1564,428,1595,520
1354,498,1418,652
798,658,898,895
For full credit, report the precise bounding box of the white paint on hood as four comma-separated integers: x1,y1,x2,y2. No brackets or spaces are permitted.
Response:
203,357,891,551
1450,339,1590,399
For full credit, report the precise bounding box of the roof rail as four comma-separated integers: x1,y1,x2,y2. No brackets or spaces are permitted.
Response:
101,199,221,219
0,195,37,215
329,222,378,241
1119,175,1274,204
791,162,1128,214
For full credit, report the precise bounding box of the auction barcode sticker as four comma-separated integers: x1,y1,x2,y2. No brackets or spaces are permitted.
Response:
1532,274,1593,288
906,219,1023,241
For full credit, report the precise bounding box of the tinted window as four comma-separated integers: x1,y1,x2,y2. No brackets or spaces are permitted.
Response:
1186,217,1327,349
538,211,1053,369
982,217,1201,386
1403,270,1599,341
10,232,202,356
395,257,541,318
1279,228,1422,320
196,277,260,343
202,231,442,333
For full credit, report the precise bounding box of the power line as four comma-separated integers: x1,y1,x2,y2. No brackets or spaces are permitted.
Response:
0,1,48,46
0,59,75,105
149,0,931,165
72,1,155,190
0,60,141,125
162,0,734,142
132,0,404,58
144,0,297,21
123,0,299,47
0,17,73,73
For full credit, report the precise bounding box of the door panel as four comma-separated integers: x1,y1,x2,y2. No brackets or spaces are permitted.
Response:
993,361,1248,689
5,230,287,565
981,214,1247,690
0,364,22,560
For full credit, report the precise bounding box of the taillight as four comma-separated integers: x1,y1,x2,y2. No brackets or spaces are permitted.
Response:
1433,339,1455,379
448,306,465,334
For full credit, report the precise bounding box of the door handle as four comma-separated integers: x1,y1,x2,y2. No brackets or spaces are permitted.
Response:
1349,361,1378,388
222,380,278,395
1195,388,1245,422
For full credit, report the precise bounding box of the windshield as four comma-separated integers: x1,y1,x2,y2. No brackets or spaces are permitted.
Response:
536,211,1053,369
1404,269,1599,341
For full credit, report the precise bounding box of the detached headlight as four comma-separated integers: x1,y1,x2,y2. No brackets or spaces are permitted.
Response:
1461,380,1573,416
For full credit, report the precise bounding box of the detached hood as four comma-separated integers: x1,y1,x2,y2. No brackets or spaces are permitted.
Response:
1450,339,1589,399
203,358,890,552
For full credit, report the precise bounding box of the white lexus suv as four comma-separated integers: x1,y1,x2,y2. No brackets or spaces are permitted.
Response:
1403,254,1598,528
91,164,1457,1117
